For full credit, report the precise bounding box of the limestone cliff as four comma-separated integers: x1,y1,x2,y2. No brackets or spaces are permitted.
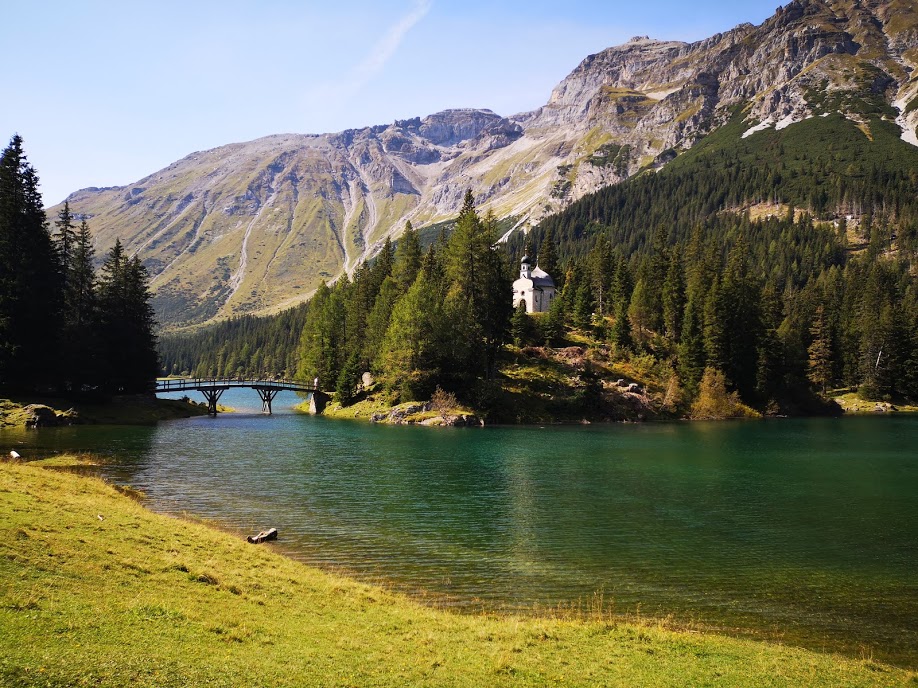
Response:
55,0,918,329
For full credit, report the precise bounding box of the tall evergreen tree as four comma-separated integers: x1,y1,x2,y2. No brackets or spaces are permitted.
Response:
807,304,833,394
0,135,62,390
678,296,706,394
393,220,422,293
54,201,77,281
62,220,99,390
443,196,511,380
378,271,445,399
96,240,159,393
662,251,686,343
538,225,560,286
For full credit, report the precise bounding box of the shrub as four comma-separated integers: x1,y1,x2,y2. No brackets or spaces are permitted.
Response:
430,386,458,418
690,368,759,419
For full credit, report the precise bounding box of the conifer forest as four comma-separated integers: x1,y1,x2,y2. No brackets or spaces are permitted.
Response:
160,111,918,418
0,136,158,396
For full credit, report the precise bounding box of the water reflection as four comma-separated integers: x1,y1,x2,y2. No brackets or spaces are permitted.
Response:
3,394,916,667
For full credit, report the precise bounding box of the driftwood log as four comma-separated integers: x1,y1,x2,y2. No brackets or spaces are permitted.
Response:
247,528,278,544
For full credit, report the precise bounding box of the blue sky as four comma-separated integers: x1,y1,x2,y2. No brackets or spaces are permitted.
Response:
3,0,779,206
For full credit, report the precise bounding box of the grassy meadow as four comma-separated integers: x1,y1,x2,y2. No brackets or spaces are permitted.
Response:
0,457,913,687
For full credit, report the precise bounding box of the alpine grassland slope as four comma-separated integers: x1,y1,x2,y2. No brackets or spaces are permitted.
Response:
51,0,918,330
1,459,913,686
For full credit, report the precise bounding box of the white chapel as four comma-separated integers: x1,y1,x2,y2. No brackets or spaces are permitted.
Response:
512,256,556,313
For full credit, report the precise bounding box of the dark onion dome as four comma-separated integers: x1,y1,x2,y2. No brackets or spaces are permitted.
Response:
521,255,530,263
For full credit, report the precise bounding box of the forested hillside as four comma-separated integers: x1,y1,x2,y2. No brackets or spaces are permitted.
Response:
53,0,918,329
161,107,918,417
508,111,918,409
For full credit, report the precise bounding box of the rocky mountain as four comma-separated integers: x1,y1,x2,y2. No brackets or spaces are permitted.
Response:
55,0,918,330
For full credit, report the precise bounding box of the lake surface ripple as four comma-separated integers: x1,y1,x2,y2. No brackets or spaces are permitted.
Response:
5,389,917,667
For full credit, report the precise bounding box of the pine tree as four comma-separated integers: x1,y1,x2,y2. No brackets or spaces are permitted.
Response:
661,250,685,343
54,201,77,281
393,221,422,293
96,240,159,393
378,271,445,400
611,299,632,351
0,135,63,390
678,296,706,394
511,301,529,346
538,225,559,286
63,219,99,390
807,304,833,395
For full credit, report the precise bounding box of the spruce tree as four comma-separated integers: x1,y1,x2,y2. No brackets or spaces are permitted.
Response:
611,299,632,351
542,294,566,346
96,241,159,393
538,225,560,286
335,350,362,406
63,220,99,391
363,276,400,367
511,301,529,346
54,201,77,281
393,221,422,293
678,296,706,394
662,250,686,343
0,135,62,390
378,271,445,399
807,304,833,395
443,195,510,381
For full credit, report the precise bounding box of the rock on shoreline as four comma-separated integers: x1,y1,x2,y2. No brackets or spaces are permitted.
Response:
369,402,482,426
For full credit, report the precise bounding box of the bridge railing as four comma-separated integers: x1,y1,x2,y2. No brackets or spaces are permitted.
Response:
155,377,317,392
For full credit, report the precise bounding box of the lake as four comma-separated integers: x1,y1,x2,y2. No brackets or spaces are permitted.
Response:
3,387,917,667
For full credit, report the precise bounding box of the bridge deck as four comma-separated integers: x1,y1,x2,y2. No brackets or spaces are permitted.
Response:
156,378,318,393
155,378,320,415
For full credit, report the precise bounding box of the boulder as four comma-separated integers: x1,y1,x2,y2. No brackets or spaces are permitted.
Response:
22,405,67,428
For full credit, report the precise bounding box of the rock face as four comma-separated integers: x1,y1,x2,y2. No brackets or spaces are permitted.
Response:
54,0,918,330
21,405,72,428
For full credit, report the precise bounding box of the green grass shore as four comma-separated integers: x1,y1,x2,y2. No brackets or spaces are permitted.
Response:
1,458,913,687
0,395,210,428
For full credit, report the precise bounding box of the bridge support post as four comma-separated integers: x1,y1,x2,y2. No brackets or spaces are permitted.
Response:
201,388,226,415
309,391,330,415
255,388,279,414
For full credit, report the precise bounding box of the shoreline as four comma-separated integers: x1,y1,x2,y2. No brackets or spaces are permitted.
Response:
299,394,918,427
1,455,911,686
0,394,210,428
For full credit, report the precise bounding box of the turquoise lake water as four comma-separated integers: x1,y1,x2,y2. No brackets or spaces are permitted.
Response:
4,388,916,666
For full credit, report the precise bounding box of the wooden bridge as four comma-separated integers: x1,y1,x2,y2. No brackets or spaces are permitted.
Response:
155,378,320,415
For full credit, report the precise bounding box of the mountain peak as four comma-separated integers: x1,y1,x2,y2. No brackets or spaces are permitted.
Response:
51,0,918,330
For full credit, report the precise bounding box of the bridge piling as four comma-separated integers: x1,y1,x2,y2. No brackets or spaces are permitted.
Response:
156,378,318,416
255,388,279,414
201,388,227,415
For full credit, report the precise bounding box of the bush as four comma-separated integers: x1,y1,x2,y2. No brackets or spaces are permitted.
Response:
430,386,458,418
691,368,759,419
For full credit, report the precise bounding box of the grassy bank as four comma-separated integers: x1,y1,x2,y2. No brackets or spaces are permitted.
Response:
832,392,918,414
0,458,912,687
0,394,209,428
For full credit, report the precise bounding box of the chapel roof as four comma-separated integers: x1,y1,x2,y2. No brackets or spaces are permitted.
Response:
531,265,554,287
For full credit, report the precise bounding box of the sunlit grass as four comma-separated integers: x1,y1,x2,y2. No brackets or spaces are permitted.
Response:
0,459,912,686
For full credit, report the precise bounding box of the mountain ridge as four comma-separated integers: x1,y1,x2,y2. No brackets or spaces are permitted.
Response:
54,0,918,330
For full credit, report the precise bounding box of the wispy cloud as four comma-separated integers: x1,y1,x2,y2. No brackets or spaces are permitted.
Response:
305,0,433,112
